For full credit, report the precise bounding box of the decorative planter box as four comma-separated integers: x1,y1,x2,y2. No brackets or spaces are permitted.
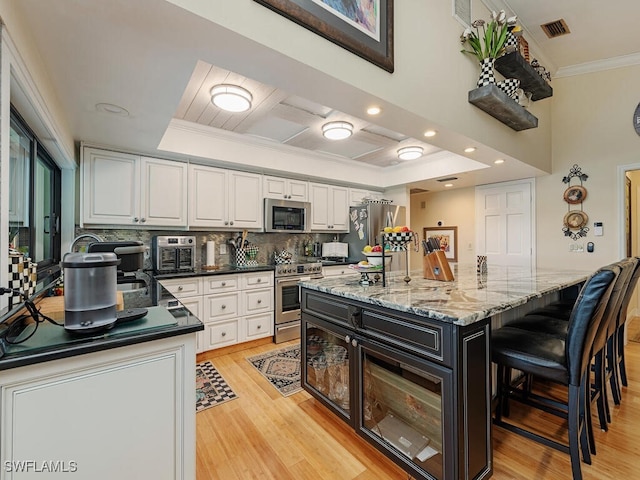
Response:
468,84,538,131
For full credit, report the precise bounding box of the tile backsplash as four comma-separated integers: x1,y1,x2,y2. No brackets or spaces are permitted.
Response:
73,228,336,270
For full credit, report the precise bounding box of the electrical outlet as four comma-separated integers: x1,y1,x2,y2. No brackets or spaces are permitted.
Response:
220,244,227,255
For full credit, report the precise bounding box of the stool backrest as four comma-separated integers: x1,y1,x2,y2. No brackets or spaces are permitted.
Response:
566,266,619,385
616,257,640,329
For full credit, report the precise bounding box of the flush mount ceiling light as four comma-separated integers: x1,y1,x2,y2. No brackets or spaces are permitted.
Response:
423,130,437,138
444,183,454,188
397,146,423,160
464,147,477,153
210,84,253,112
322,121,353,140
494,158,505,164
367,106,381,115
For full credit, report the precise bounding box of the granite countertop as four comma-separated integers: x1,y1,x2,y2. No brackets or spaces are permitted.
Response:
299,264,591,326
0,277,203,370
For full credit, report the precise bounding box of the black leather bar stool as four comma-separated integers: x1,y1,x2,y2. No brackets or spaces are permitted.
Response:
492,266,618,480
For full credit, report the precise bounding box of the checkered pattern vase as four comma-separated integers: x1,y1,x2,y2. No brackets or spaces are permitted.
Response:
504,32,518,53
497,78,520,100
477,58,496,88
234,248,247,267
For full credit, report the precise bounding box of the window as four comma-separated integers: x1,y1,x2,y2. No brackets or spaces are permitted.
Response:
9,107,62,280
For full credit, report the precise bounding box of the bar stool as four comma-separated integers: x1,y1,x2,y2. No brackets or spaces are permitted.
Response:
492,266,618,480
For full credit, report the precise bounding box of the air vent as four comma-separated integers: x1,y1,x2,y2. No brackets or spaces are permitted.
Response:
541,19,570,38
436,177,458,182
410,188,429,194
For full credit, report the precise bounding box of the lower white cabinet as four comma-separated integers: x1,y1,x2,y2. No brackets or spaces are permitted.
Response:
0,335,196,480
322,265,360,278
160,271,274,352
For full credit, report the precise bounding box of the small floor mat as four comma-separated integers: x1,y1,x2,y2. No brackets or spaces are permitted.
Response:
196,361,238,412
246,345,302,397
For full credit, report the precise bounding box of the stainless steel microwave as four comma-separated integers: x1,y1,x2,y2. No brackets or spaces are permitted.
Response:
264,199,310,233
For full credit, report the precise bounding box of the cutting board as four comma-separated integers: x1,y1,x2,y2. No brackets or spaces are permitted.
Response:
36,292,125,321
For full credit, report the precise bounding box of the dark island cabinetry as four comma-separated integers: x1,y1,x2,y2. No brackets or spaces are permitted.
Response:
301,288,491,480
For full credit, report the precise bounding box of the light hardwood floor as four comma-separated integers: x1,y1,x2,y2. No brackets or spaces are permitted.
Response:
196,339,640,479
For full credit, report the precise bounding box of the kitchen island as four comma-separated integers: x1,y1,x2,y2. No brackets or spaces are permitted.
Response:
0,278,203,480
299,264,590,480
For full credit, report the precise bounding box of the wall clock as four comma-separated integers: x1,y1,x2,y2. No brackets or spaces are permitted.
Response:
634,102,640,136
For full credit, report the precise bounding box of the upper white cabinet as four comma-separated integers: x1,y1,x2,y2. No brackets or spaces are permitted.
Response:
309,182,349,232
188,164,262,230
82,147,187,227
349,188,383,206
263,175,308,201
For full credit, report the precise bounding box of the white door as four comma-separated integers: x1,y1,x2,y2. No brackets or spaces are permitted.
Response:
475,179,534,267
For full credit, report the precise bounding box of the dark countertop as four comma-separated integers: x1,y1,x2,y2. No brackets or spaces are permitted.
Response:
152,264,275,279
0,277,203,371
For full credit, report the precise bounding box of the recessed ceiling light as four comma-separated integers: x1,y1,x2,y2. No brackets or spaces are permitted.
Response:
464,147,476,153
367,106,381,115
444,183,454,188
95,103,129,116
397,146,423,160
210,84,253,112
322,121,353,140
494,159,505,164
424,130,437,137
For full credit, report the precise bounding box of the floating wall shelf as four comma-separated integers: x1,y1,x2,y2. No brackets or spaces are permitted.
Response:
495,52,553,101
468,84,538,131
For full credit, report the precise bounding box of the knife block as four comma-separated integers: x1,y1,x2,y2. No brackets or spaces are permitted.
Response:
423,251,454,281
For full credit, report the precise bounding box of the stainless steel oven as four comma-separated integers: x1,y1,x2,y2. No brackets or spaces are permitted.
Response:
274,261,322,343
151,235,196,273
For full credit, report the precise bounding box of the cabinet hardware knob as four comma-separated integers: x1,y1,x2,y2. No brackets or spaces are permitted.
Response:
221,305,226,309
257,325,262,329
224,221,229,225
257,299,262,304
257,278,261,282
221,282,226,286
345,335,351,343
351,339,358,347
134,217,139,223
141,218,146,223
178,286,183,291
221,332,226,337
230,221,234,225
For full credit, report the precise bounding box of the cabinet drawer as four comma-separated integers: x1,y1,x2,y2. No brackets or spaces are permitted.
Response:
204,292,239,321
245,313,273,340
205,320,238,349
361,309,450,365
159,277,202,297
241,271,273,289
204,274,239,294
243,288,273,315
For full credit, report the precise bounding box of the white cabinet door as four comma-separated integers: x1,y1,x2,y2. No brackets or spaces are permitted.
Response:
330,186,349,231
140,157,188,227
322,265,360,278
349,188,383,206
228,171,263,229
263,176,308,201
188,164,227,228
310,183,349,232
82,148,140,225
310,182,331,230
288,179,309,201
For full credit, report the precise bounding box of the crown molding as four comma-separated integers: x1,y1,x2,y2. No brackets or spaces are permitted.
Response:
554,52,640,78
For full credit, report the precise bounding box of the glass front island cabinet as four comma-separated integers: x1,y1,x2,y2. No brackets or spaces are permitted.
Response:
301,288,491,480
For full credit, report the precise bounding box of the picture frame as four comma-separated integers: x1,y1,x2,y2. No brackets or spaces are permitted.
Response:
423,226,458,262
254,0,394,72
563,185,587,204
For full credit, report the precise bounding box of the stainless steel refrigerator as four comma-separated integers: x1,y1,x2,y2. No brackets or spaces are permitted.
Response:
343,203,406,266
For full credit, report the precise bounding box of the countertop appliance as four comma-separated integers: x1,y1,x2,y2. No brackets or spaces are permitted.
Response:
343,202,406,267
264,198,310,233
152,236,196,273
61,252,120,333
87,240,145,282
274,261,322,343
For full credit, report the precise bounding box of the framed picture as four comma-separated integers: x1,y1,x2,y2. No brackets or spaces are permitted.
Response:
254,0,394,72
424,226,458,262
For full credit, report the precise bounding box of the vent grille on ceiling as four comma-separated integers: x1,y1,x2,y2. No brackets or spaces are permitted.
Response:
436,177,458,182
541,19,570,38
410,188,429,194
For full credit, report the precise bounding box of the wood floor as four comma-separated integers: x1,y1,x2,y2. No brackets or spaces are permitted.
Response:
196,338,640,479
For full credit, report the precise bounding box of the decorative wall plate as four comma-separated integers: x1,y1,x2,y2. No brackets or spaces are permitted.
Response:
563,211,588,230
563,185,587,204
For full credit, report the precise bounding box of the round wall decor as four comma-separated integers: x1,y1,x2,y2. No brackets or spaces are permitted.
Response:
634,102,640,136
563,185,587,204
564,210,588,230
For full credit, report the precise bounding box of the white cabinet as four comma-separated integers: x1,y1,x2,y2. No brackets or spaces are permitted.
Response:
82,147,187,227
322,265,360,278
309,182,349,232
349,188,384,206
0,335,196,480
166,271,274,352
263,175,308,201
188,164,263,230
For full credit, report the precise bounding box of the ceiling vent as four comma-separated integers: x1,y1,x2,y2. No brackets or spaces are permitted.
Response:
541,19,570,38
410,188,429,194
436,176,458,182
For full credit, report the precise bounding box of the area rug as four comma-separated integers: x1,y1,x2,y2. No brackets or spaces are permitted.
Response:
246,345,302,397
196,361,238,412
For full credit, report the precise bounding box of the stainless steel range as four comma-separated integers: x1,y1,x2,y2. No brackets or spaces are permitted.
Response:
274,261,322,343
